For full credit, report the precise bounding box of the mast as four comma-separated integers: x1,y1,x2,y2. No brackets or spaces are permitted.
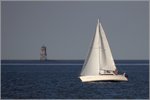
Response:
98,19,101,74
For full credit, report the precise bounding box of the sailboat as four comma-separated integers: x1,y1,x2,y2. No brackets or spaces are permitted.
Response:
79,19,128,82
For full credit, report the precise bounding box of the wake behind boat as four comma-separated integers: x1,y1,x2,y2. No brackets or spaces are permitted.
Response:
79,19,128,82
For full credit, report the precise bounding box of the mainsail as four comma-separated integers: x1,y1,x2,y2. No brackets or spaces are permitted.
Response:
80,19,116,76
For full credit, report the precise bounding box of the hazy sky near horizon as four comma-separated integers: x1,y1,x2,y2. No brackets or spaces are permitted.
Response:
2,1,149,60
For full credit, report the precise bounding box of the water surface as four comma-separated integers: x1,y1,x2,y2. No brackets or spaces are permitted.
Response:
1,60,149,99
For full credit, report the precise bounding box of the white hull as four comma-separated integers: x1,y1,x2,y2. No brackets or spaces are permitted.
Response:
79,75,128,82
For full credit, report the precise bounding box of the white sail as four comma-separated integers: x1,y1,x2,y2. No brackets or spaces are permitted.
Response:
80,20,100,76
80,19,116,76
99,22,116,71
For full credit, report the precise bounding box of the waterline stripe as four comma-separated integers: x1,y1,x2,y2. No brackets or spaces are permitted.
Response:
116,64,149,65
1,64,82,65
1,63,149,66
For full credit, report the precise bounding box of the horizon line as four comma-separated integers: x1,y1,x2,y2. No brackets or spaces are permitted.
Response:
1,59,149,61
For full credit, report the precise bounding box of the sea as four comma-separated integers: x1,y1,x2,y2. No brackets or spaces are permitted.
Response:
1,60,149,99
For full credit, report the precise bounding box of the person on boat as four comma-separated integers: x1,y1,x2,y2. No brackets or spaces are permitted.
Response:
123,72,128,78
123,72,125,76
113,69,118,75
